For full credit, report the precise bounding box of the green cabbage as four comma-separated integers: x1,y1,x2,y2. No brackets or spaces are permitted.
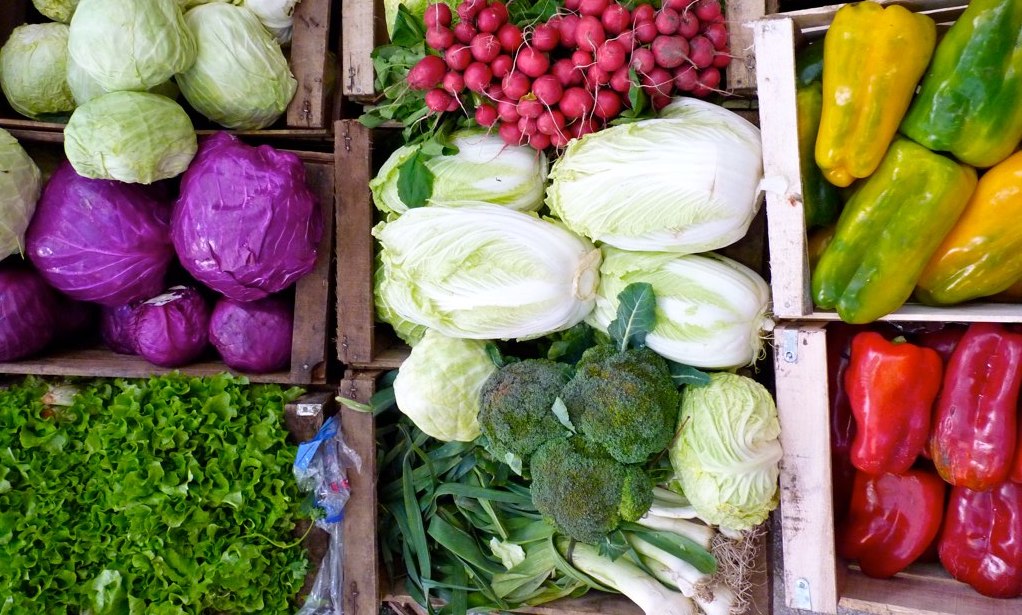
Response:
242,0,299,44
66,54,180,106
68,0,196,91
31,0,80,22
374,204,601,340
374,255,427,346
586,247,772,369
669,372,782,532
64,91,197,184
546,97,763,254
370,130,549,215
392,329,497,442
0,23,75,121
177,3,297,129
0,129,42,260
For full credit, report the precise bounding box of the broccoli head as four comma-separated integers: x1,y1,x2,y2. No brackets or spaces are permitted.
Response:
477,359,573,460
560,345,680,465
530,436,654,544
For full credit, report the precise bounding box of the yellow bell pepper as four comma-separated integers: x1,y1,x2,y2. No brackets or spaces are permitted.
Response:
815,3,937,188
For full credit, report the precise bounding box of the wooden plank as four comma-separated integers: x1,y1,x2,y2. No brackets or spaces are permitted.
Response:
342,0,381,101
840,567,1022,615
773,322,838,614
728,0,777,94
784,0,967,32
287,0,333,128
340,370,383,615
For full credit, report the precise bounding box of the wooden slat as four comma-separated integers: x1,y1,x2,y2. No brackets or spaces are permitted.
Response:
340,370,383,615
287,0,333,128
728,0,778,93
772,322,838,614
840,567,1022,615
784,0,968,31
342,0,381,101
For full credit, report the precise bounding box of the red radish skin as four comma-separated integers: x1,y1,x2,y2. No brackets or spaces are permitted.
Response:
447,96,461,112
528,131,551,150
491,54,513,78
486,83,505,99
632,4,655,24
475,103,499,126
551,130,570,148
426,27,455,50
532,74,564,105
502,71,532,99
576,16,606,53
517,97,544,118
465,62,493,92
688,35,714,68
655,8,680,35
594,89,622,119
516,47,550,78
471,33,501,62
586,63,611,85
664,0,695,10
634,21,658,44
673,64,698,91
531,23,561,52
677,12,699,38
497,99,520,122
425,88,454,112
499,120,525,145
610,66,631,92
596,40,626,72
651,93,671,110
579,0,609,17
712,50,731,68
616,29,635,51
564,0,581,11
408,55,448,89
518,116,539,135
569,118,597,138
497,24,524,52
424,3,452,27
489,2,509,24
558,15,582,49
476,7,503,33
704,22,728,50
694,0,722,23
651,35,689,69
693,66,721,96
552,58,583,87
630,47,655,74
641,66,673,97
457,0,485,22
560,87,594,119
602,5,631,34
443,71,465,93
454,22,477,44
444,44,472,70
571,50,594,68
537,109,566,136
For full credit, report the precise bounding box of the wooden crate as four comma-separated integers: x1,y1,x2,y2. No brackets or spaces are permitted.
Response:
0,133,335,385
337,368,772,615
0,0,341,135
341,0,774,103
773,321,1022,615
748,0,1022,323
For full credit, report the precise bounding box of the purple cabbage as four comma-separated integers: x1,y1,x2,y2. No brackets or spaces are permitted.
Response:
25,162,175,306
134,286,210,367
0,265,59,361
209,295,293,373
100,303,141,355
171,132,322,302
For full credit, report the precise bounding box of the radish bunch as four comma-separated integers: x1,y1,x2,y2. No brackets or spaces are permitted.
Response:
406,0,730,150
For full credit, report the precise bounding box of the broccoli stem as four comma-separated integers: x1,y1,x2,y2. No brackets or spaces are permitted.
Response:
634,513,715,550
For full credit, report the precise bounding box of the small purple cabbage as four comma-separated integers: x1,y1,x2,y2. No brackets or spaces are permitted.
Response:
209,295,293,373
0,265,59,361
135,286,210,367
25,162,175,306
171,132,322,302
100,303,142,355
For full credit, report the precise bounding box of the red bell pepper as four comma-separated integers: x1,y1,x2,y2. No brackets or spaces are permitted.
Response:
845,332,942,475
929,323,1022,490
914,323,967,364
828,324,858,521
838,469,946,578
940,482,1022,598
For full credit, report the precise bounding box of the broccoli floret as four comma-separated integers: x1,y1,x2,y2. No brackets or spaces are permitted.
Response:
477,359,573,460
560,345,680,465
531,437,654,544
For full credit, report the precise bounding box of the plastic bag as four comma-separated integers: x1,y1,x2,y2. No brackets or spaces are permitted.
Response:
293,415,362,615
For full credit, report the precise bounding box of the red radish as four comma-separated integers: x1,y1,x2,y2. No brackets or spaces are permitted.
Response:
551,130,570,149
630,47,655,74
486,83,505,99
497,23,524,52
695,66,721,94
516,47,550,78
475,103,499,126
499,120,525,145
424,3,452,28
454,22,477,44
560,87,594,119
632,4,655,23
518,116,538,135
531,23,561,51
564,0,581,11
651,35,689,69
571,50,593,68
477,7,503,33
457,0,485,22
677,12,699,38
464,62,493,92
426,26,455,50
489,1,510,23
558,15,582,49
596,40,626,72
497,99,520,122
640,66,673,97
444,44,472,71
443,71,465,93
651,93,671,110
502,71,532,99
633,20,658,44
688,35,714,68
601,5,631,34
610,66,631,92
425,88,454,112
408,55,447,89
447,96,461,112
616,29,635,51
694,0,722,22
576,16,606,53
533,74,564,105
537,109,566,136
587,63,611,85
491,54,513,77
664,0,695,10
703,22,728,50
594,90,622,119
655,8,680,35
472,33,501,62
552,58,583,87
673,65,698,90
528,131,551,150
569,118,597,138
712,50,731,68
578,0,609,17
517,97,544,118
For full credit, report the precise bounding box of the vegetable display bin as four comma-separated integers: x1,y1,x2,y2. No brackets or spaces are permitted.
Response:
0,131,335,385
0,0,341,135
773,320,1022,615
750,0,1022,323
339,0,774,102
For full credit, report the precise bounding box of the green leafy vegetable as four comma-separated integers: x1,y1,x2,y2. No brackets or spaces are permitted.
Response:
396,150,434,208
667,362,711,387
607,282,657,352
